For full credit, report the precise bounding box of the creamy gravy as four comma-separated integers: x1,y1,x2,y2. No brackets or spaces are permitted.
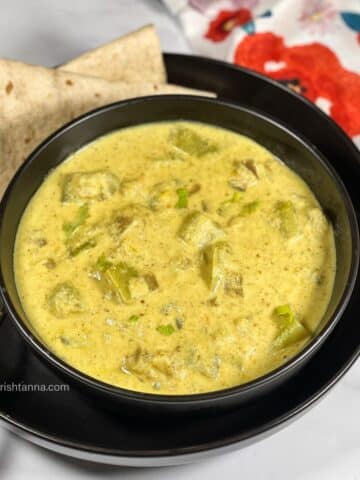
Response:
14,121,336,394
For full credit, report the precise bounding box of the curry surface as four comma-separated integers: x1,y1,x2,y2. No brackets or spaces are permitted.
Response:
14,121,336,394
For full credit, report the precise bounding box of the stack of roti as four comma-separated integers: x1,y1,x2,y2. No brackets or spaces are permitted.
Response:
0,25,211,197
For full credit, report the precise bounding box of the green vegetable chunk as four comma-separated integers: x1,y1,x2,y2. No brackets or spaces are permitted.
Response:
227,200,261,226
201,242,230,294
95,255,113,272
108,204,149,240
156,324,175,336
122,346,175,381
103,262,139,304
128,315,140,323
69,238,97,257
175,187,189,208
63,205,89,237
273,304,310,348
201,242,243,297
63,205,98,256
169,126,218,157
149,180,180,210
241,200,260,216
217,192,243,216
66,225,98,257
275,200,297,238
93,256,158,303
62,170,119,203
108,214,134,239
178,211,225,247
47,282,84,318
228,160,258,191
153,146,188,163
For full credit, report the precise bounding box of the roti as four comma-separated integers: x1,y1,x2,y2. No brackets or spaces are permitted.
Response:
0,59,212,197
59,25,166,84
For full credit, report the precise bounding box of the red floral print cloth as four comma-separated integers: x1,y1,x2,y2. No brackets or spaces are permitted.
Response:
163,0,360,146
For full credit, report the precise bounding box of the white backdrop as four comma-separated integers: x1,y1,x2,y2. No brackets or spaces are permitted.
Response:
0,1,359,478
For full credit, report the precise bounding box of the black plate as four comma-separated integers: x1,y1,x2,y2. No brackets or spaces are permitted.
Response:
0,54,359,466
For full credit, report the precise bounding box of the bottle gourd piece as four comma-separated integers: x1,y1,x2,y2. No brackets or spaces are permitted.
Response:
178,211,225,248
201,242,231,294
149,179,182,210
228,159,259,191
275,200,298,238
93,257,158,304
273,304,310,349
169,126,218,157
62,170,119,203
47,282,84,318
62,205,98,257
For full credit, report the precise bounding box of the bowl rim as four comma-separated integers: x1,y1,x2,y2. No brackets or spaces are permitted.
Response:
0,94,359,405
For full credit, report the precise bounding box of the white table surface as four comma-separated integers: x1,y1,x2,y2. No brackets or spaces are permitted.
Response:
0,1,359,478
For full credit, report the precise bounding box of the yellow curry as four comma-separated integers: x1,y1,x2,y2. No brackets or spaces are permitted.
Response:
14,121,336,394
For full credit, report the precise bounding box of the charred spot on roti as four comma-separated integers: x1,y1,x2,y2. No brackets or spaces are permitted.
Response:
5,81,13,94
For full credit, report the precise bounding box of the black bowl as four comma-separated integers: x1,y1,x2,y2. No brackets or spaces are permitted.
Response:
0,95,358,415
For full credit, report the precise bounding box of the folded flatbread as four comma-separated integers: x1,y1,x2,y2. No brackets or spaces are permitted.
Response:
0,59,211,197
59,25,166,84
